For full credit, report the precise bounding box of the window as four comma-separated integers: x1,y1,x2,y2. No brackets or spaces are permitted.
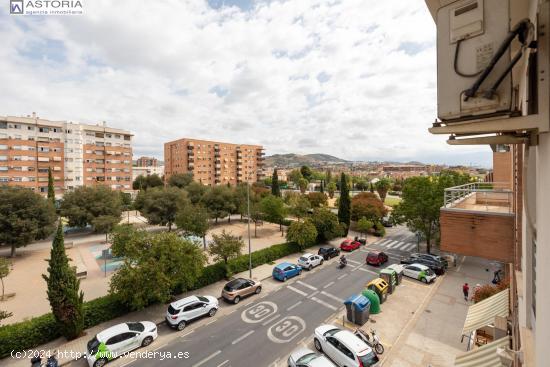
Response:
0,145,7,150
106,334,124,345
0,156,7,161
38,127,49,133
0,167,7,171
0,177,8,182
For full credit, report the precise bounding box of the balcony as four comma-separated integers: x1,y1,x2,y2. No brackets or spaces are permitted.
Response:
440,182,515,263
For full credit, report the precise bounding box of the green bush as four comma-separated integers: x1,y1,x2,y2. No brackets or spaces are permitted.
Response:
373,222,386,237
0,239,316,357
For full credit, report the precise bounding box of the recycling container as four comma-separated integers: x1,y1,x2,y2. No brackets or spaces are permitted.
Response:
366,278,389,303
344,294,371,325
361,289,381,314
380,269,397,294
386,264,404,285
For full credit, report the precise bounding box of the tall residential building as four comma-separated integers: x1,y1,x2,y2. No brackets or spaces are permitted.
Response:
425,0,549,365
164,138,264,186
136,156,159,167
0,113,133,196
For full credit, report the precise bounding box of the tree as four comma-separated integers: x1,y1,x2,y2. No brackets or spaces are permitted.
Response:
260,195,286,232
42,223,84,340
286,220,317,250
356,217,374,238
369,183,375,193
351,192,387,222
47,167,55,205
60,186,122,233
320,180,324,193
119,191,132,208
0,257,10,301
209,230,244,270
0,187,56,257
132,174,164,191
306,192,328,208
168,173,194,189
110,231,206,310
337,173,351,235
326,169,332,184
287,194,311,219
185,181,208,204
327,182,337,199
298,178,308,194
176,204,210,249
202,186,236,223
300,165,313,181
288,169,303,187
392,171,469,253
135,187,188,231
355,179,369,191
109,224,146,258
375,178,392,202
310,208,343,242
271,169,281,197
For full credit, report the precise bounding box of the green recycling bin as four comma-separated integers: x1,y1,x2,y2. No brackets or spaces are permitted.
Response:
380,268,397,294
361,289,381,314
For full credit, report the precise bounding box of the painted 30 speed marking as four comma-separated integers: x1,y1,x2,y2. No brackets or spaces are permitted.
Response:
241,301,278,324
267,316,306,343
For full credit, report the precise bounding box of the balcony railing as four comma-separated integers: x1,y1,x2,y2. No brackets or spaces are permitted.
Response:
443,182,513,215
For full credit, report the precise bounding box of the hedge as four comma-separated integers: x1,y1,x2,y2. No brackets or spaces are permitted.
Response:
0,240,314,358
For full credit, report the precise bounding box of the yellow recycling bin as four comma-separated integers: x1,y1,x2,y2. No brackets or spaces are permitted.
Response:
366,278,389,304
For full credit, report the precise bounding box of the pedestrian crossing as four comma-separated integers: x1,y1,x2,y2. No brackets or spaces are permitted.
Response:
374,239,416,251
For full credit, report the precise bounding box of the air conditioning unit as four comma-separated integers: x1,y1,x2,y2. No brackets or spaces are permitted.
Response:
437,0,516,121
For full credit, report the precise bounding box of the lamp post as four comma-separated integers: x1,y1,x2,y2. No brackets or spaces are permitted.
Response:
247,178,252,278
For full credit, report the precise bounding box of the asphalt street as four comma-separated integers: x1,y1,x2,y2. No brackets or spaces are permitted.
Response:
123,230,419,367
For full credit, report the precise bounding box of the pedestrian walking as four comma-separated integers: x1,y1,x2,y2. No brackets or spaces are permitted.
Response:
462,283,469,301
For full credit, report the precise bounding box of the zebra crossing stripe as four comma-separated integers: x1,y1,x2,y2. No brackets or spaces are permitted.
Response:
394,242,408,250
402,243,415,251
387,241,401,249
376,239,390,246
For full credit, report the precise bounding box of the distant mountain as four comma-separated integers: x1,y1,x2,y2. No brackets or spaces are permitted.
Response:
265,153,348,167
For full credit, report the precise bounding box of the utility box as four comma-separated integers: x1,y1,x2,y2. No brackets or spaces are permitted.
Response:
437,0,512,121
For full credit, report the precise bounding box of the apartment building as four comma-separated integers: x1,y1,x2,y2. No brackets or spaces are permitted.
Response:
0,113,133,196
425,0,549,365
135,156,159,167
164,138,264,186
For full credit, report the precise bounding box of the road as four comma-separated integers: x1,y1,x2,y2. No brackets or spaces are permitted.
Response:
118,229,420,367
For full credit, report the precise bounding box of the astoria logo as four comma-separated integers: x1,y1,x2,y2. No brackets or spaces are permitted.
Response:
10,0,84,15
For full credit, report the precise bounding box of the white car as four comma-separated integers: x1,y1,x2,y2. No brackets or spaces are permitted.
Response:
314,325,380,367
166,295,219,331
288,347,336,367
86,321,157,367
386,263,405,273
402,263,436,283
298,253,324,270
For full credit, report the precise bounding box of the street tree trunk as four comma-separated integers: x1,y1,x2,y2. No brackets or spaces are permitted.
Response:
203,236,206,251
1,277,4,299
254,222,257,238
10,245,15,258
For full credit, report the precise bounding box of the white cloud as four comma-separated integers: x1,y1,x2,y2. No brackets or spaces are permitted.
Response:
0,0,491,166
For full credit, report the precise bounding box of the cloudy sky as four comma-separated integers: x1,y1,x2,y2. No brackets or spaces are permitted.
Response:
0,0,491,166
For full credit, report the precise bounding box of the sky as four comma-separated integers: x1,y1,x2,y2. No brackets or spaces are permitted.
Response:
0,0,492,167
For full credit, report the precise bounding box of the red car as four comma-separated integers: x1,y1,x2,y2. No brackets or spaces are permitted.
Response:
340,239,361,252
366,251,389,266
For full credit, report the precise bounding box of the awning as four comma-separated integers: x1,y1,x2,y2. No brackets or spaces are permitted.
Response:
455,336,511,367
462,289,509,335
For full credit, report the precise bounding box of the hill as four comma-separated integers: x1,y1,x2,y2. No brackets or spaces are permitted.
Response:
264,153,348,168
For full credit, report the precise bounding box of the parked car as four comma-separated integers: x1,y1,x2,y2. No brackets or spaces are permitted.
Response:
314,325,380,367
165,295,218,331
366,251,388,266
402,264,436,283
318,246,341,260
273,262,302,281
410,253,449,268
86,322,157,367
288,347,336,367
298,253,324,270
386,263,405,273
381,217,393,227
221,278,262,304
400,257,445,275
353,236,367,245
340,239,361,252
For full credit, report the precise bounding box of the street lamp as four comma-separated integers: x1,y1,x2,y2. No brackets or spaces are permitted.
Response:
247,177,252,278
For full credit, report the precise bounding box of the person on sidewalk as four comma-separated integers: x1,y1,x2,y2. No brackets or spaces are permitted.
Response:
462,283,469,301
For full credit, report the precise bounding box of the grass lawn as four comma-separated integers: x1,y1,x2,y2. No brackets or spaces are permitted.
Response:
385,196,402,207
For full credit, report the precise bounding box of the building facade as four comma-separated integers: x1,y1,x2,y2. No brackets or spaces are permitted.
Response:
164,138,264,186
425,0,549,365
135,156,158,167
132,166,165,182
0,113,133,196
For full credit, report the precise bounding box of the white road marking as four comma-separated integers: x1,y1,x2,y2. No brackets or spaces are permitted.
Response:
180,329,195,338
296,280,317,291
352,264,364,272
347,259,361,265
308,290,320,298
323,281,335,289
311,296,337,310
287,301,302,311
216,360,229,367
393,242,407,250
232,330,255,345
356,267,378,275
337,274,348,280
287,285,308,296
386,241,401,248
206,319,217,325
193,350,222,367
119,360,136,367
151,343,167,351
320,291,345,303
262,313,281,326
377,240,391,246
402,243,415,251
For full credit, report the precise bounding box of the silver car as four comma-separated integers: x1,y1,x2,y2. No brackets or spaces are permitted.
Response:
288,347,336,367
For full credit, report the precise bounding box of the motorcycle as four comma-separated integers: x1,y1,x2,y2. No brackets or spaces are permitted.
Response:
354,328,384,355
30,354,58,367
338,258,347,269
